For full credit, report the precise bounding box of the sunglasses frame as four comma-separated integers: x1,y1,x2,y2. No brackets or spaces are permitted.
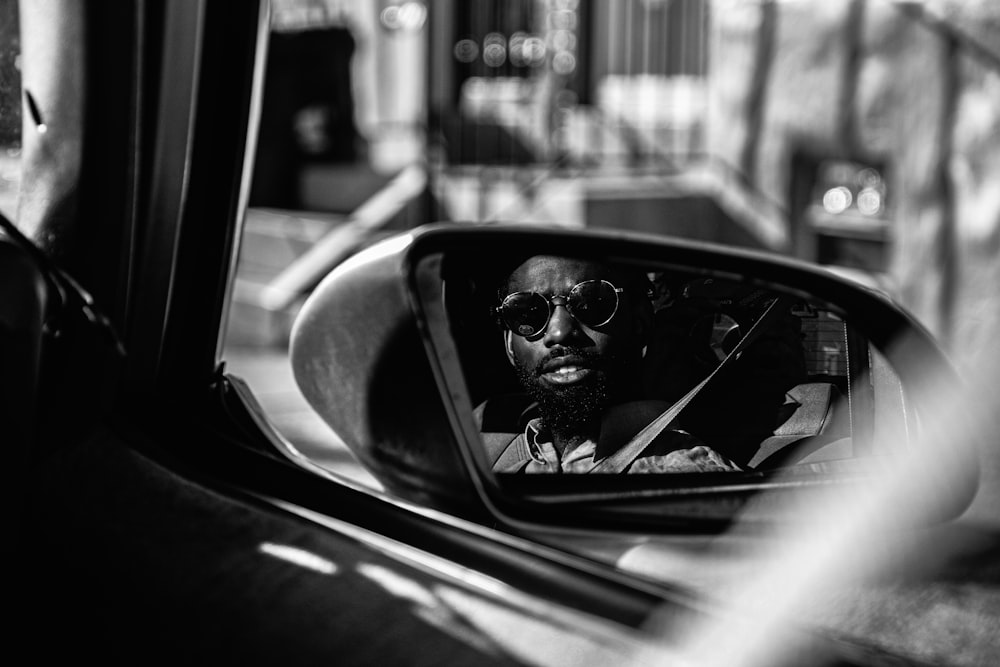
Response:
497,279,624,337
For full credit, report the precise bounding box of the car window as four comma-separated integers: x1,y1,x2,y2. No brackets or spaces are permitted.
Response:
221,1,998,499
222,0,422,490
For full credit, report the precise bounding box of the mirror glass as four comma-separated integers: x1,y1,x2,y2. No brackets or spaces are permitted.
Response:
431,249,912,481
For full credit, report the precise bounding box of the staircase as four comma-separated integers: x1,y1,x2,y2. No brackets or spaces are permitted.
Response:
224,163,428,349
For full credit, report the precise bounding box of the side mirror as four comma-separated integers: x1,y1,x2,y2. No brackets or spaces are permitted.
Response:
290,224,979,531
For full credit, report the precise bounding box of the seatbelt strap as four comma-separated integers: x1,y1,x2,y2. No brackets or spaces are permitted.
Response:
492,433,532,472
588,295,794,473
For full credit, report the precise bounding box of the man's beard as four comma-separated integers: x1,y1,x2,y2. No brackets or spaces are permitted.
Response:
514,347,627,439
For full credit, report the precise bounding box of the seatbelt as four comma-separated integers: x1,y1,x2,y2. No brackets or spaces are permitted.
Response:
588,295,795,473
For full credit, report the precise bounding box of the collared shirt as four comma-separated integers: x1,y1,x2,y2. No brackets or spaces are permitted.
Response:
522,419,597,473
502,403,740,474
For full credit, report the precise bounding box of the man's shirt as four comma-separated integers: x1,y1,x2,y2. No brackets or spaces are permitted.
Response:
490,400,740,474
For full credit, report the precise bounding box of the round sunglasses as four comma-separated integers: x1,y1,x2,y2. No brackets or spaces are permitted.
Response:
497,279,623,337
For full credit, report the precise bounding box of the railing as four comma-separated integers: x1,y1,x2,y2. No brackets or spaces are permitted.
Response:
253,163,427,314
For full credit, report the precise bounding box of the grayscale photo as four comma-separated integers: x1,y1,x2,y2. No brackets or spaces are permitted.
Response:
6,1,1000,665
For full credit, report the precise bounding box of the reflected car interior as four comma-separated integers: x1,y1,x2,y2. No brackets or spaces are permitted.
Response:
442,255,912,479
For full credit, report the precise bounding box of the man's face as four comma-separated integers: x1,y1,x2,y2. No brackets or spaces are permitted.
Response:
501,256,647,434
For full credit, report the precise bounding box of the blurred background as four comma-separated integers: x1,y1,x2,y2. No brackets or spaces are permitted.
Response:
224,0,1000,354
3,0,999,485
212,0,1000,484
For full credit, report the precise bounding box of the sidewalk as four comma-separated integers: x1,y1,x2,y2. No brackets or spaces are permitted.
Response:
223,345,382,490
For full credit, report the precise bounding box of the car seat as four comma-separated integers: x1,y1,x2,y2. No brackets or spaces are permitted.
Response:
746,381,851,469
473,392,538,467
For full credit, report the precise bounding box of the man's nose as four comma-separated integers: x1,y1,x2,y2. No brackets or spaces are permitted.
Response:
543,301,580,344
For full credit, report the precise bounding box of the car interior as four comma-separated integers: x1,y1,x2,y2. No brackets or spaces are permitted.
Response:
440,252,910,477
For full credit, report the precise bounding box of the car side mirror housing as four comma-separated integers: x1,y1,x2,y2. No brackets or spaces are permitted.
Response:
290,224,979,531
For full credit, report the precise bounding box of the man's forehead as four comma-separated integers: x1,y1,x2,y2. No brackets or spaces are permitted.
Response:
507,255,610,291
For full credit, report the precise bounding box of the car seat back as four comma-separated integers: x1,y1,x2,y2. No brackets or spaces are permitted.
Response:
473,392,537,466
748,381,850,468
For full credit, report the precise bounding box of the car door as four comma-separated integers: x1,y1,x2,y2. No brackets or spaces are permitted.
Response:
9,2,997,667
5,2,727,665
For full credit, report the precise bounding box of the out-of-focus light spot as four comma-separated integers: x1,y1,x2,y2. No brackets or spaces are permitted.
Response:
483,44,507,68
509,32,527,66
552,51,577,75
258,542,338,575
396,2,427,30
380,5,400,29
551,29,576,52
454,39,479,63
857,167,882,189
548,9,578,30
523,36,547,66
380,2,426,31
483,34,507,68
857,187,882,216
822,186,852,214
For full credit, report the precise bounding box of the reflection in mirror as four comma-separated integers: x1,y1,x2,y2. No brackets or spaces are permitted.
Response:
440,252,909,477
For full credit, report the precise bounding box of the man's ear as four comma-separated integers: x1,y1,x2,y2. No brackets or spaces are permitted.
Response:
503,329,517,366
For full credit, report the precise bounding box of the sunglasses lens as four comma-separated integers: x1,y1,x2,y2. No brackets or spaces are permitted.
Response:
569,280,619,327
500,281,620,337
501,292,550,337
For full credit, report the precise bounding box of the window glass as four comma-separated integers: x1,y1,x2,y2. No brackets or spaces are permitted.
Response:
222,0,1000,489
224,0,427,490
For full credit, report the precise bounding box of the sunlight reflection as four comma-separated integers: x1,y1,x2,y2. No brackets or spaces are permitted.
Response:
356,561,655,666
258,542,339,575
624,335,987,667
356,562,503,657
